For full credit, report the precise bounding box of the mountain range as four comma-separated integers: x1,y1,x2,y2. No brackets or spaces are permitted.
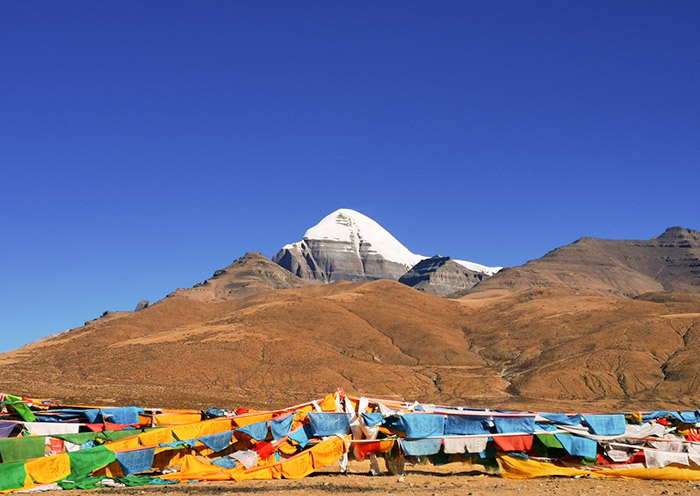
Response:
1,210,699,411
272,209,500,294
269,210,700,298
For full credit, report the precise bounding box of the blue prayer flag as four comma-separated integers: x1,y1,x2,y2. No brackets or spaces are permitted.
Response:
198,431,233,452
399,438,442,456
361,412,383,427
236,420,269,441
307,413,350,437
270,415,294,440
583,414,626,436
445,415,491,435
494,416,535,434
554,434,597,459
396,414,444,438
116,448,156,476
540,413,582,426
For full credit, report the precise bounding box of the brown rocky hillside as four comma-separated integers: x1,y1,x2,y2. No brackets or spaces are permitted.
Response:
1,279,699,412
170,251,308,301
465,227,700,297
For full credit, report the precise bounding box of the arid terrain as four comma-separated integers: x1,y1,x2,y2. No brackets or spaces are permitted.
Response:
2,274,699,412
2,231,700,494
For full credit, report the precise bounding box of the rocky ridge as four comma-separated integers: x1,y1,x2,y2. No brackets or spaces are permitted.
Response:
398,256,488,297
170,251,308,302
465,227,700,297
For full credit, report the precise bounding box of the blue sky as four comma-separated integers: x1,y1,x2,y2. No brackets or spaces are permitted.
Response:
1,1,698,352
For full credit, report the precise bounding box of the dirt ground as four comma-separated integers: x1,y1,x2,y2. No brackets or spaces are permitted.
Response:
57,460,700,496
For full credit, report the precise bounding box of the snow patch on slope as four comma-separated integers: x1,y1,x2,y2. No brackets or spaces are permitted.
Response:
454,259,502,276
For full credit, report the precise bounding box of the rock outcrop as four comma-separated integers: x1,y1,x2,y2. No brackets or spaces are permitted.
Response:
399,256,489,296
171,252,307,302
134,300,150,312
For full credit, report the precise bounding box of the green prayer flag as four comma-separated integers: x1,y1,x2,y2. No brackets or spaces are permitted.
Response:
535,434,564,449
533,433,567,459
4,395,36,422
67,445,117,481
57,428,143,445
117,476,157,486
55,432,100,445
58,476,106,490
58,475,158,490
0,460,29,491
102,429,141,442
0,436,45,463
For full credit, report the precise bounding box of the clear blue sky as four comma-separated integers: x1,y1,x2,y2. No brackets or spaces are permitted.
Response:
1,1,699,352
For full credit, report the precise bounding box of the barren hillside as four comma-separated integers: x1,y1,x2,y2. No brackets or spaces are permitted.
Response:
2,280,699,412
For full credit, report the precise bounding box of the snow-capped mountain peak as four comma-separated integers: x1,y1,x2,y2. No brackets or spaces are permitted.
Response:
302,208,424,270
273,208,501,285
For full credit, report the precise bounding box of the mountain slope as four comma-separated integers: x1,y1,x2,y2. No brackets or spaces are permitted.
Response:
2,280,700,411
467,227,700,297
0,281,504,408
170,252,307,302
457,288,700,409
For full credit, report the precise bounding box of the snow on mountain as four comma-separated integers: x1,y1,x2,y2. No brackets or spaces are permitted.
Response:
453,259,501,276
300,208,424,270
274,209,501,283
